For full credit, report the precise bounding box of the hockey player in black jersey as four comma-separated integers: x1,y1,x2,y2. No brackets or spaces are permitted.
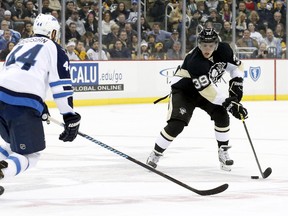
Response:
146,28,248,171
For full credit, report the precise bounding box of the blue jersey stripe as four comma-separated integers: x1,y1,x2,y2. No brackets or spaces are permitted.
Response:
53,91,73,99
0,91,43,114
0,146,9,158
49,80,72,87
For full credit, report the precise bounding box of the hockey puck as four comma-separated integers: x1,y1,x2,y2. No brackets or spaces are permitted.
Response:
0,186,4,195
251,176,259,179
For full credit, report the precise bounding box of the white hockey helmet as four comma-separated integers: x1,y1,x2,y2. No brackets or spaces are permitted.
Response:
33,13,60,42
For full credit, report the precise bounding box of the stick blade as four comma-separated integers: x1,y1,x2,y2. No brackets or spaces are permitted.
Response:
262,167,272,179
195,183,229,196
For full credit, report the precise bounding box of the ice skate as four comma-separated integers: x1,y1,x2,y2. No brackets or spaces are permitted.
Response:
218,146,233,171
146,150,163,168
0,160,8,179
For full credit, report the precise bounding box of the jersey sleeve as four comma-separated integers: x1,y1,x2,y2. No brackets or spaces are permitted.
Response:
48,43,75,115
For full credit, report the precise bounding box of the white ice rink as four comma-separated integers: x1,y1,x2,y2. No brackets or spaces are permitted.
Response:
1,101,288,215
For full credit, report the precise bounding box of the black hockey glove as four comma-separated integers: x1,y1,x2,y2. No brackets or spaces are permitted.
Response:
229,77,243,102
41,103,50,124
59,113,81,142
222,97,248,120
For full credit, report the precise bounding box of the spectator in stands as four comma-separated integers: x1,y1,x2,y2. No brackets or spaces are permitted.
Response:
127,0,140,23
2,0,14,11
104,0,119,13
0,41,15,60
23,0,37,24
130,34,138,59
139,15,151,40
166,41,182,60
82,31,95,50
0,1,5,21
248,22,264,45
205,0,220,12
104,23,120,49
42,0,53,14
10,0,28,32
263,28,282,58
269,11,285,32
0,29,14,50
101,10,116,41
87,39,109,60
250,41,268,58
78,2,90,21
66,10,86,36
235,11,248,39
147,33,156,53
167,1,183,32
165,29,181,51
0,20,20,44
118,29,131,48
207,8,224,32
65,0,75,20
257,0,273,29
236,29,259,59
51,10,60,22
88,2,99,22
124,22,137,44
196,1,209,23
139,40,151,60
187,10,201,50
65,22,81,43
151,42,165,60
21,21,33,38
219,21,233,44
109,39,131,59
272,0,286,26
274,23,286,43
237,1,250,17
84,12,98,35
244,0,256,12
148,22,172,43
111,1,129,20
2,10,14,29
247,10,263,32
66,40,80,61
115,13,126,32
149,0,165,22
219,2,232,23
48,0,61,12
187,0,198,17
74,40,88,60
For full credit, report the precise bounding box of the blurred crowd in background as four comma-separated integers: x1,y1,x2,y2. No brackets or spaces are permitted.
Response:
0,0,286,61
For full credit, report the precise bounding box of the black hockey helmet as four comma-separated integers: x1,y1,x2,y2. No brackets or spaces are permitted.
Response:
197,28,219,44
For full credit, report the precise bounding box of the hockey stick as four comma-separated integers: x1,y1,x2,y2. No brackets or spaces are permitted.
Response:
48,116,228,196
241,116,272,179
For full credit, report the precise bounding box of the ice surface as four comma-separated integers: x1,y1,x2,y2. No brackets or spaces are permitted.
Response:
1,101,288,216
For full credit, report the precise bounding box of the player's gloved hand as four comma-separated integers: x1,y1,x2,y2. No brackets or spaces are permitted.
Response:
59,113,81,142
41,102,50,124
222,97,248,120
229,77,243,102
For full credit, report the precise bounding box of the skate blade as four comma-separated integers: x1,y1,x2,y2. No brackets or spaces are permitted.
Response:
220,163,232,172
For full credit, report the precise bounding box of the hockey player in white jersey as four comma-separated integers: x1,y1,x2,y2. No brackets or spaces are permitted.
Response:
0,14,81,180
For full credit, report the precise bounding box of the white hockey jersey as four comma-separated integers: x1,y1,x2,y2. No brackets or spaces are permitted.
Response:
0,36,75,115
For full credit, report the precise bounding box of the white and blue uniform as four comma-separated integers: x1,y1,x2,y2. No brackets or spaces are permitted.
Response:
0,35,75,178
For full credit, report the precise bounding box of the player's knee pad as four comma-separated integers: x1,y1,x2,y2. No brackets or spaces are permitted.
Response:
163,120,186,138
212,108,230,128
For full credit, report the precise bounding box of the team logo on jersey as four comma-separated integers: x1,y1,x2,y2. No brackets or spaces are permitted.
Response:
249,66,261,81
179,107,187,115
20,144,26,150
208,62,226,83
